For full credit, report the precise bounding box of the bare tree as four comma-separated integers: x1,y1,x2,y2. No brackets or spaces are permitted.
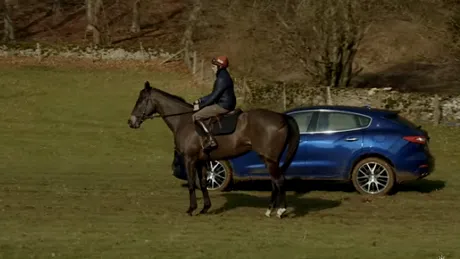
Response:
275,0,368,88
446,2,460,61
2,0,16,42
130,0,141,33
53,0,62,15
52,0,63,22
182,0,201,70
85,0,103,45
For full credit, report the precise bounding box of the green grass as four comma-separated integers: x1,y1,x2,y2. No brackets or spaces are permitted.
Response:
1,64,459,259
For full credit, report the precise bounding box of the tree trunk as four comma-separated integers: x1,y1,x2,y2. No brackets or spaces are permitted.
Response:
52,0,62,22
86,0,103,45
130,0,141,33
182,0,201,70
86,0,92,31
3,0,15,42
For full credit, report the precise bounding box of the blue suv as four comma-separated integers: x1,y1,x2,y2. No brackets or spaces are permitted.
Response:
172,105,434,195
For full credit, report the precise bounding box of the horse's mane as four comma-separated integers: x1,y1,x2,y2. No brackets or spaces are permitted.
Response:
152,88,192,107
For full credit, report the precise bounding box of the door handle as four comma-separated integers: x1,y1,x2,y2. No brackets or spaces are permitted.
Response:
345,137,358,141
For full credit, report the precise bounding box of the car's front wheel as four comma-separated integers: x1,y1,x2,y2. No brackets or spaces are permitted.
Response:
195,160,233,192
351,157,395,195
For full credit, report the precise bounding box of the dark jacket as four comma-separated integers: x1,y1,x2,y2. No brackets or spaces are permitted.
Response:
198,68,236,111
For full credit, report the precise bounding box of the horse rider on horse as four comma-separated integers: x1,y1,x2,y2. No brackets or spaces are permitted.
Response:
192,56,236,152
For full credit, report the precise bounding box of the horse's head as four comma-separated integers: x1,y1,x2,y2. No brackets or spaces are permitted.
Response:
127,81,157,129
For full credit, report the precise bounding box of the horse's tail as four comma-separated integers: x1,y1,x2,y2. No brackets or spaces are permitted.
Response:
279,113,300,173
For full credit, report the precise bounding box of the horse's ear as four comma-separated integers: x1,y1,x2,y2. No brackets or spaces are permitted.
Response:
144,81,152,90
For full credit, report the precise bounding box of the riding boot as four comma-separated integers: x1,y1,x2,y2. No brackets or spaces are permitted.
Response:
196,120,217,151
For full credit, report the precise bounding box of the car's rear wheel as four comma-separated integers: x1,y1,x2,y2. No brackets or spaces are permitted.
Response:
195,160,233,192
351,157,395,195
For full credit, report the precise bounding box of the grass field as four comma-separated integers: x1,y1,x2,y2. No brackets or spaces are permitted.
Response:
1,61,459,259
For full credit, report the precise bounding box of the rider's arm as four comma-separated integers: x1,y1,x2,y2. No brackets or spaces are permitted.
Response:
197,83,216,105
199,94,211,105
198,77,227,108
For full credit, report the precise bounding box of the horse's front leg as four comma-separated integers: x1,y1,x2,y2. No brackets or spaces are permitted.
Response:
185,157,198,216
197,162,211,214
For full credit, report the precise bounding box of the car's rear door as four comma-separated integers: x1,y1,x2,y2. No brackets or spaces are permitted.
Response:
301,110,371,179
281,110,317,178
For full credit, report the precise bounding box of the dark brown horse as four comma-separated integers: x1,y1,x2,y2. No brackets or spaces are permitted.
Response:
127,82,300,218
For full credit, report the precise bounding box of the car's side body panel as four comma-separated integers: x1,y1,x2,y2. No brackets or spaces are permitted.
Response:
172,105,435,190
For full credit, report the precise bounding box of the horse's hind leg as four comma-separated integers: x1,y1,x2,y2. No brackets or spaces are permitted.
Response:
262,158,287,219
262,158,281,217
197,162,211,214
265,177,279,217
275,174,287,218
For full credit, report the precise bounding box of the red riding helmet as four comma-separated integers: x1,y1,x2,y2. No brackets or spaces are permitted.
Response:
212,56,229,68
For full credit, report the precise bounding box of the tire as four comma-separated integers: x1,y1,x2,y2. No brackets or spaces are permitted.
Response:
195,160,233,192
351,157,395,196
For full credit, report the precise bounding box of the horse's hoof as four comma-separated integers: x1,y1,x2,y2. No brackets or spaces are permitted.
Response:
276,208,287,219
186,207,196,216
198,209,209,215
265,209,272,218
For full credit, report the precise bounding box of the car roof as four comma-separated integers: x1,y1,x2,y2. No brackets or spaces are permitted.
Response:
285,105,397,117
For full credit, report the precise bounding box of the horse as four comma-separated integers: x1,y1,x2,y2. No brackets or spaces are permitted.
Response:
127,81,300,218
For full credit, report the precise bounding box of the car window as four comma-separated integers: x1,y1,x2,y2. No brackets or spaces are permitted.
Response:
289,112,314,132
357,115,371,127
316,111,370,132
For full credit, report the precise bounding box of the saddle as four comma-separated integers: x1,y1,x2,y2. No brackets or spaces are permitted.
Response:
195,108,243,136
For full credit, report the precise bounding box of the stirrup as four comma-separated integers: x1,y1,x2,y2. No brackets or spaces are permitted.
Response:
208,138,217,147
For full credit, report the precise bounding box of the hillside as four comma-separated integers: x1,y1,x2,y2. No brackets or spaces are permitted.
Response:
2,0,460,94
1,0,186,50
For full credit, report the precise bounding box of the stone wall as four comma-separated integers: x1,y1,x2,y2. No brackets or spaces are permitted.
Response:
0,44,173,61
234,78,460,125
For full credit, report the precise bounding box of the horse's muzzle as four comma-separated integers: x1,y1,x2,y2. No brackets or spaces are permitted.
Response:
128,115,141,129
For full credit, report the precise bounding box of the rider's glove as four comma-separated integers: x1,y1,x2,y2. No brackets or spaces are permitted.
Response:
193,99,200,111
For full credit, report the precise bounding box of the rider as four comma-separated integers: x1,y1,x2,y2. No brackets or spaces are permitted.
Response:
192,55,236,151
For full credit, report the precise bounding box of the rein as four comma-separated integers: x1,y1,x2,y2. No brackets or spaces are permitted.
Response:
145,110,195,120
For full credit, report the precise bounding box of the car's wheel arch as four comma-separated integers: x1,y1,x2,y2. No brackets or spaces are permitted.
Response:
348,152,396,180
195,160,235,192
